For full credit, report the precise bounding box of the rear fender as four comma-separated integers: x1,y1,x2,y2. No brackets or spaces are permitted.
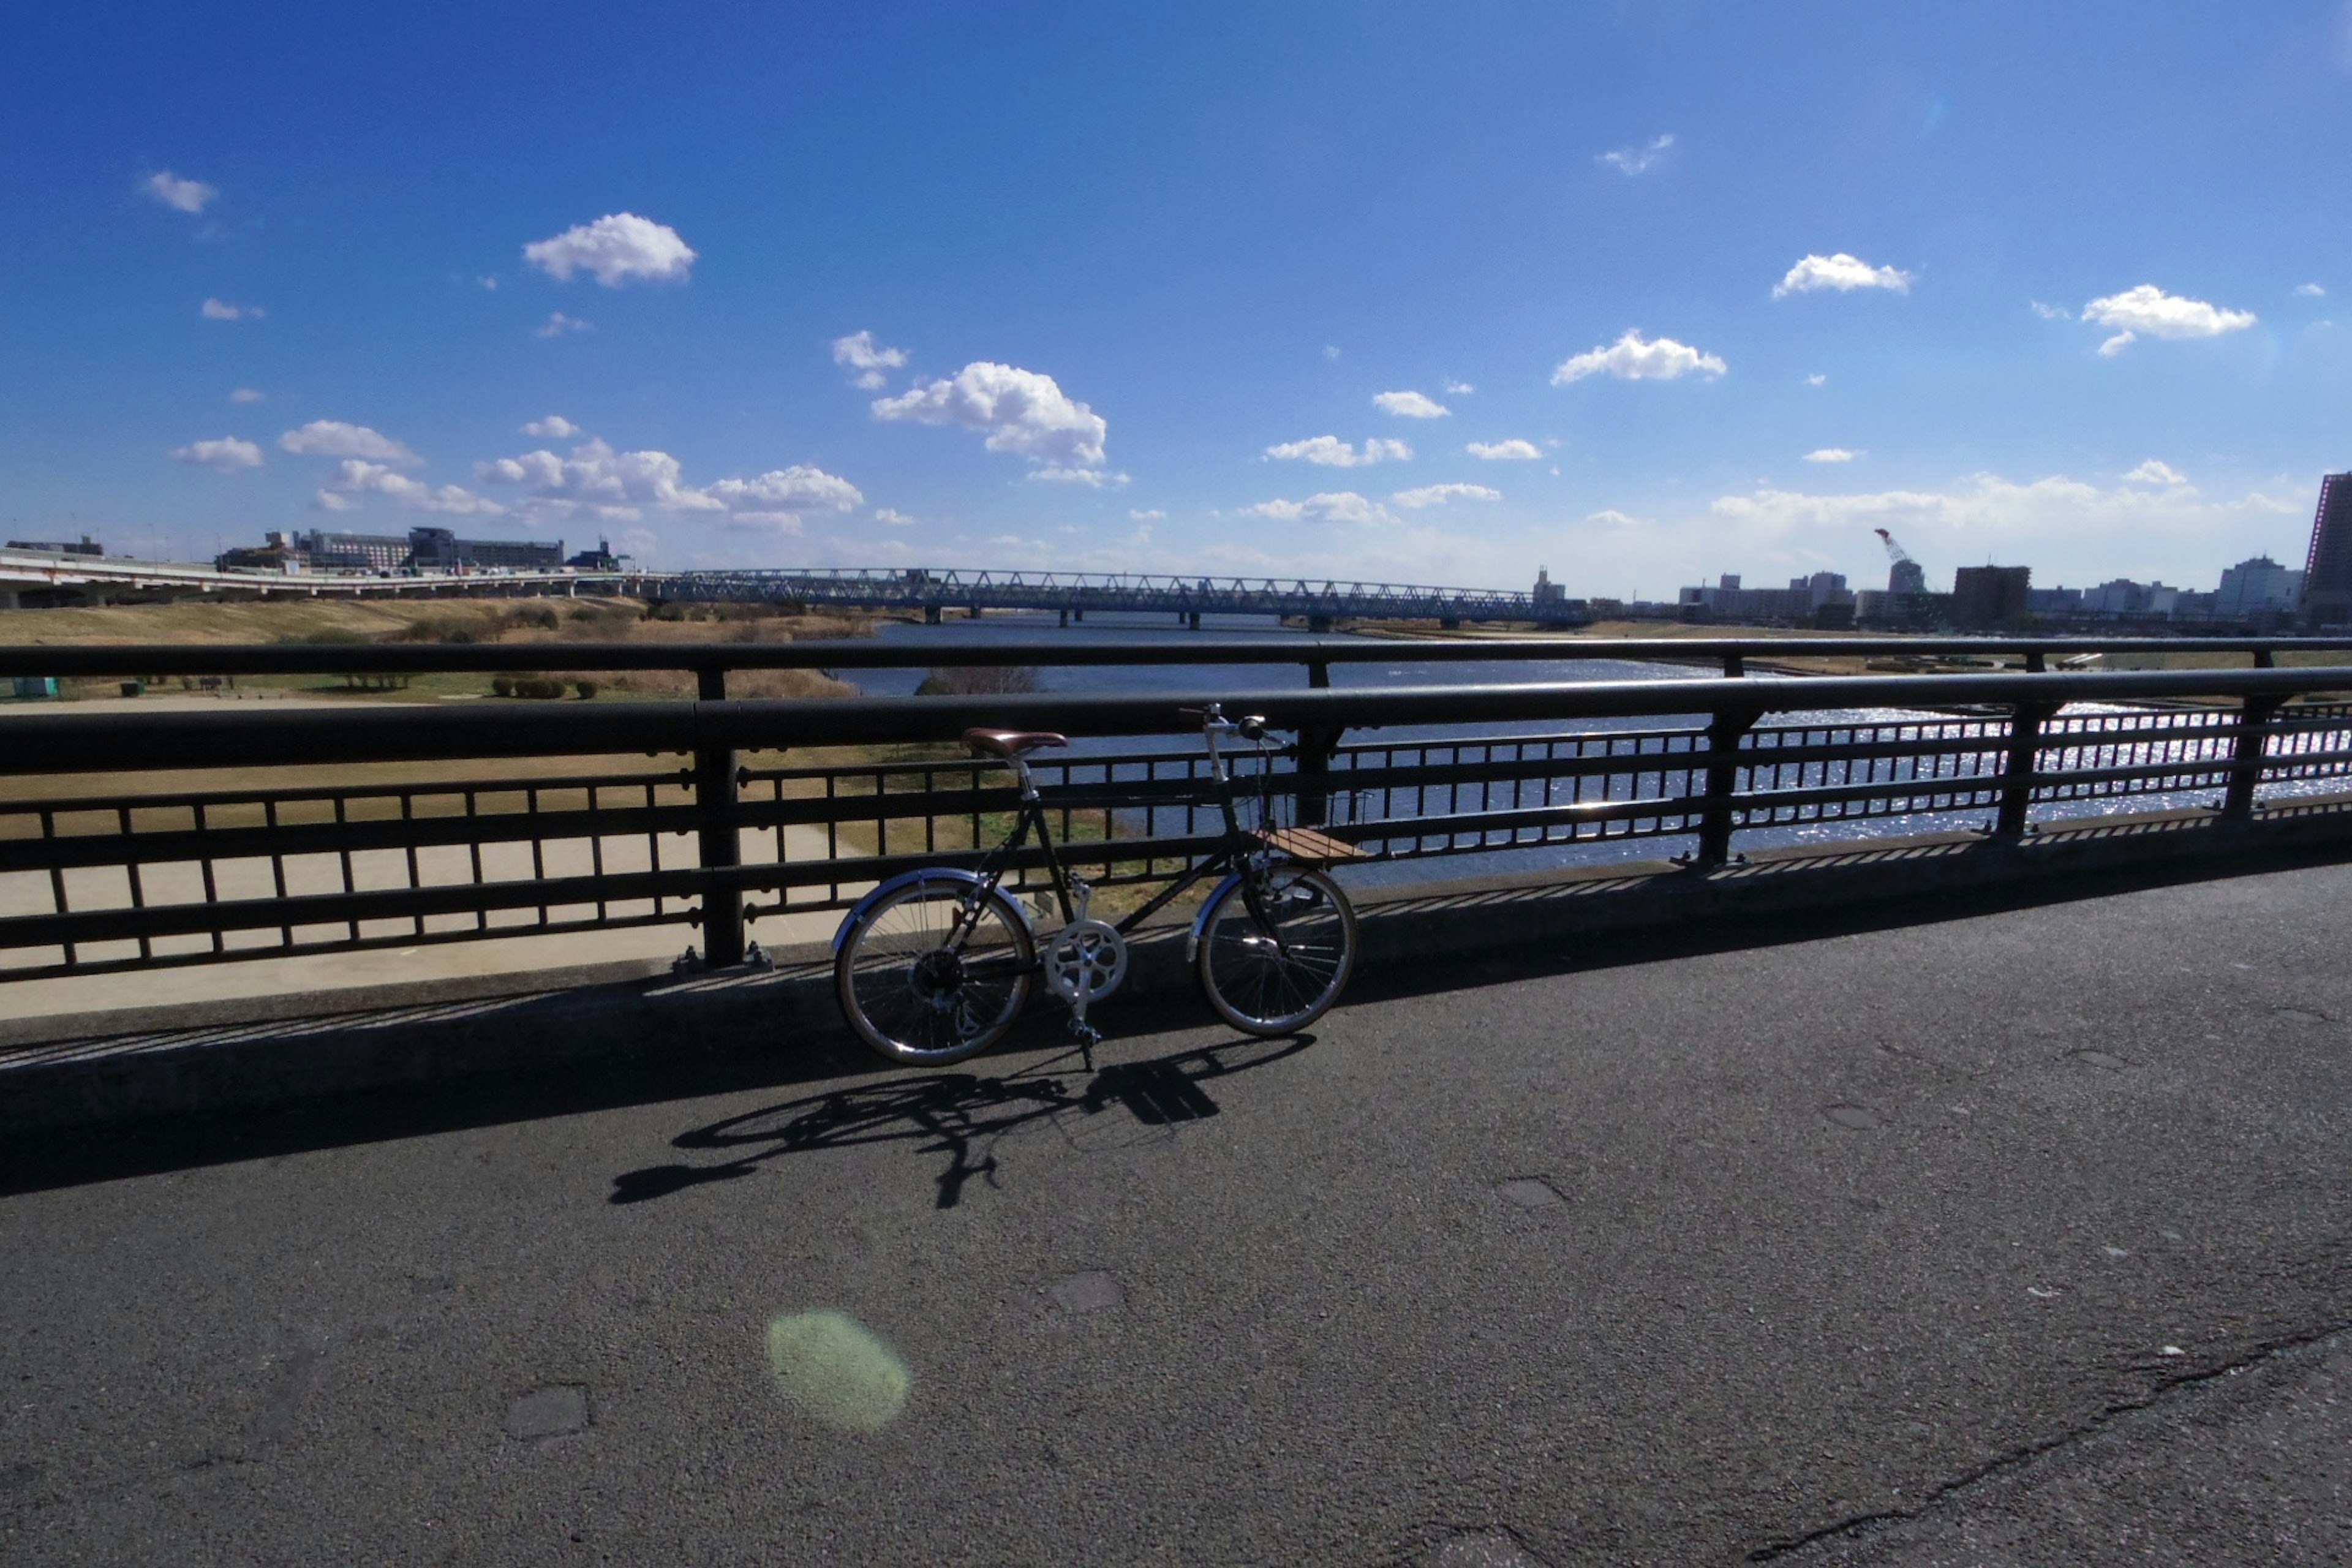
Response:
830,868,1038,956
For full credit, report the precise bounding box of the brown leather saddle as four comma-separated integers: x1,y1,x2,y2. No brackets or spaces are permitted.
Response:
962,728,1068,759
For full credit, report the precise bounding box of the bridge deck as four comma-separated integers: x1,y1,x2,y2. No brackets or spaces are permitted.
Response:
5,854,2350,1563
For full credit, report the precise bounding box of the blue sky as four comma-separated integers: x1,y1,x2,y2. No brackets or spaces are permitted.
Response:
5,1,2350,597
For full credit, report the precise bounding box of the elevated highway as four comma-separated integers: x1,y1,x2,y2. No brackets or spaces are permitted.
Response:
0,545,658,608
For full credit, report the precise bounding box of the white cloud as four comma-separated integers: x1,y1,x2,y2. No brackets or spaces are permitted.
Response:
2296,282,2327,298
1804,373,1828,387
705,467,865,514
141,171,217,214
1444,379,1475,395
522,415,580,439
875,508,917,526
1322,344,1343,361
1774,253,1915,298
1129,508,1166,522
1466,439,1542,461
871,361,1108,467
1552,330,1726,383
1243,491,1393,525
1707,472,2266,544
1585,509,1651,528
522,213,696,287
477,275,500,290
200,297,262,321
2124,459,2191,488
831,330,909,390
1029,464,1131,488
1264,435,1412,467
2081,284,2256,352
1390,483,1501,508
1803,448,1860,464
1373,390,1450,418
311,489,356,513
278,420,420,466
330,460,506,515
228,387,265,404
535,311,592,339
1596,133,1675,175
170,437,263,472
2030,300,2075,320
478,436,861,523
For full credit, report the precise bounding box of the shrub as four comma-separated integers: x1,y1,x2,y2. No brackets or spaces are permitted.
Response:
915,665,1042,697
491,675,515,698
573,679,598,700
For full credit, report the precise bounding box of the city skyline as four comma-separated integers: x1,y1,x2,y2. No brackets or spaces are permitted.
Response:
6,3,2350,595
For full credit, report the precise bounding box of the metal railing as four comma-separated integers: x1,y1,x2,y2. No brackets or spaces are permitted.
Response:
8,631,2352,685
6,640,2352,983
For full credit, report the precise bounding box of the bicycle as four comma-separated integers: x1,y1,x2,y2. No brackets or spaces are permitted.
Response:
831,703,1362,1066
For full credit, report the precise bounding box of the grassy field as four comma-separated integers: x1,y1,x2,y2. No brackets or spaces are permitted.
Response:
2,594,875,704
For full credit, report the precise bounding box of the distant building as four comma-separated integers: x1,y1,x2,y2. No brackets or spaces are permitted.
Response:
2028,586,2084,616
1677,570,1854,625
567,537,630,571
2302,473,2352,624
2215,555,2302,617
1532,566,1565,607
216,526,565,575
1951,565,2031,629
1888,558,1926,597
6,535,102,557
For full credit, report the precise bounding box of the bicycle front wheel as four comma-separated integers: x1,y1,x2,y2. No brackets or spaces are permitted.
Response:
1194,865,1357,1036
835,879,1036,1066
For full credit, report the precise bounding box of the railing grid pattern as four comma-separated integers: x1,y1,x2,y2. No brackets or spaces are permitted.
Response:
9,679,2352,982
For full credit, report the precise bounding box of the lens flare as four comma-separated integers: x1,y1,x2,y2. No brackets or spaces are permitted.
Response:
764,1310,910,1432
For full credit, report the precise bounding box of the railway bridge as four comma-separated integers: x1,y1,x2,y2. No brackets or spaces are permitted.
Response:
662,566,1591,628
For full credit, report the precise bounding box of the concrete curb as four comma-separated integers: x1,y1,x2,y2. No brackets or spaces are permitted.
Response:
5,800,2349,1133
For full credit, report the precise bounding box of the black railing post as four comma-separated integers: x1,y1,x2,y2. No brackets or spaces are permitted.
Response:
1996,702,2054,839
693,665,745,967
1723,652,1745,677
1693,708,1758,867
2223,696,2281,821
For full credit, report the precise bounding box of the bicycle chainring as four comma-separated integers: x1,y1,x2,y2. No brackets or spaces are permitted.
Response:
1043,918,1129,1004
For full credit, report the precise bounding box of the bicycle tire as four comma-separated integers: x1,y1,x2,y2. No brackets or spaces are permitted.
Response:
835,878,1036,1066
1194,865,1357,1036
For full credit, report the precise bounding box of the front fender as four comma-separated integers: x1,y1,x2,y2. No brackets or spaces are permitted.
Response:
829,868,1039,956
1185,872,1246,965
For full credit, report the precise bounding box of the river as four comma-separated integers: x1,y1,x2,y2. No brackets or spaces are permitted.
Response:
827,612,2301,886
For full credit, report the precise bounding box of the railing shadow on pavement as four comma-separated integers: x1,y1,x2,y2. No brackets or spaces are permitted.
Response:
611,1034,1310,1210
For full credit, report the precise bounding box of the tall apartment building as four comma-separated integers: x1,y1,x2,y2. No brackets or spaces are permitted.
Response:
1951,565,2031,629
2302,473,2352,625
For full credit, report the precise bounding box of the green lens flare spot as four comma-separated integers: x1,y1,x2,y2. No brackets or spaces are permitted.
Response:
764,1310,910,1432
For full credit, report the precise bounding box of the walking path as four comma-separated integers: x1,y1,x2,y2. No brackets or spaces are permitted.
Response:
4,858,2350,1562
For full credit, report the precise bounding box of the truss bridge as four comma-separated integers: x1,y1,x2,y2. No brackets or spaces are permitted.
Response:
665,567,1591,628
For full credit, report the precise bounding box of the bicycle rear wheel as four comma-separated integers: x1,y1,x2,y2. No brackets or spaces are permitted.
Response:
1194,865,1357,1036
835,879,1035,1066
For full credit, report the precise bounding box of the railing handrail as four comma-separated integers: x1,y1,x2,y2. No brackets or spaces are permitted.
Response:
3,633,2350,679
10,665,2352,775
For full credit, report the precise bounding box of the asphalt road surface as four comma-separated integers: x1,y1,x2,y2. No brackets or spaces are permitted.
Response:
5,859,2351,1566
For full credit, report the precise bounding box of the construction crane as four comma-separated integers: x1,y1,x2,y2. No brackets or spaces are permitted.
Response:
1874,528,1928,597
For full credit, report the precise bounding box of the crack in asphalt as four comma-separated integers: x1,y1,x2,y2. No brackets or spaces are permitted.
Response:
1743,1314,2352,1562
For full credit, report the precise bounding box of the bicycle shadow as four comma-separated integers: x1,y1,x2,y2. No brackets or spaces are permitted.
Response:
609,1033,1311,1210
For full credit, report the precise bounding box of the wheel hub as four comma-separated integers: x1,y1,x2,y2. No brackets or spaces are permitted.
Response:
909,946,967,1009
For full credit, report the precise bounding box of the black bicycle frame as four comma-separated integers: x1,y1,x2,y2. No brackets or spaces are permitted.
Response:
963,739,1268,943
